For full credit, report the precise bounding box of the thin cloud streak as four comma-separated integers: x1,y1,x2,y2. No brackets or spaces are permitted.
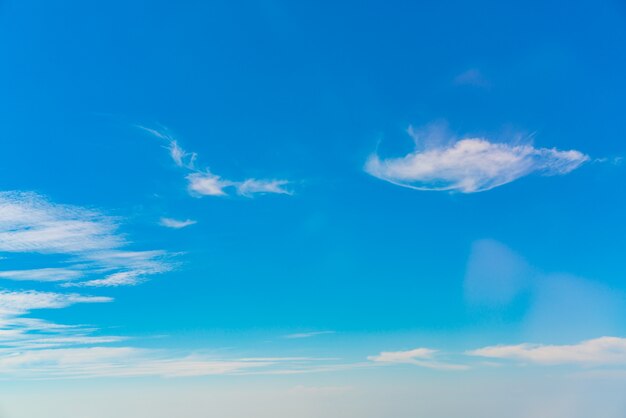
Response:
0,290,111,317
283,331,335,339
468,337,626,366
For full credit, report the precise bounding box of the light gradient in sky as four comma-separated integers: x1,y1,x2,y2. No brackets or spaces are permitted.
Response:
1,0,626,417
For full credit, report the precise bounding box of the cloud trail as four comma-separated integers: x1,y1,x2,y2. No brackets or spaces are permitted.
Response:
139,125,292,198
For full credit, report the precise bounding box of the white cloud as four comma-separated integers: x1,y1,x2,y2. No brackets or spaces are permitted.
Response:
140,126,292,198
0,268,84,282
365,127,589,193
468,337,626,366
159,217,197,229
187,172,231,196
368,348,468,370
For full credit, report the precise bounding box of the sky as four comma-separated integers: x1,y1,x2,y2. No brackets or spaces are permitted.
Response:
1,0,626,416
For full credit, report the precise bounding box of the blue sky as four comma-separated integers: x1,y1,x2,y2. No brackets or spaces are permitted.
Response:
1,0,626,416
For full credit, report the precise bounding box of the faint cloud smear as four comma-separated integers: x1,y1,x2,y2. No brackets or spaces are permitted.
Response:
0,346,322,379
159,217,197,229
524,274,622,342
139,125,292,198
365,125,589,193
468,337,626,366
237,179,291,197
453,68,490,87
368,348,468,370
464,239,625,341
465,239,532,306
284,331,335,339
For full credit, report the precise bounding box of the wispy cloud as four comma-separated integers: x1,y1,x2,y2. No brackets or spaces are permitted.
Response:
0,345,355,379
283,331,335,339
0,191,123,253
186,172,232,196
468,337,626,366
0,192,172,288
159,217,197,229
139,125,292,198
62,271,145,288
365,125,589,193
368,348,468,370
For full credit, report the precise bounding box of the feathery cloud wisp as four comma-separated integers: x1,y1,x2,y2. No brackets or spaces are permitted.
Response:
365,126,589,193
139,126,292,198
